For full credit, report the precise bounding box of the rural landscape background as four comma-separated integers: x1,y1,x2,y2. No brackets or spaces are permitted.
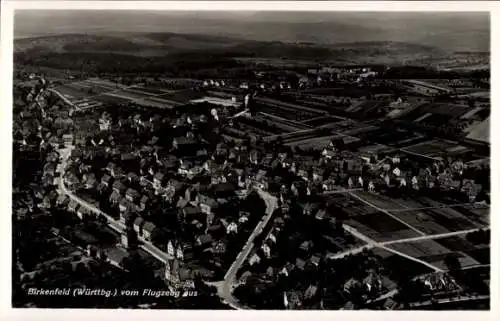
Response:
12,10,490,311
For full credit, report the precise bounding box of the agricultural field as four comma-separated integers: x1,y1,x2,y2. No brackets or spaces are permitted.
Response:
301,116,346,127
401,139,470,159
387,238,482,271
134,97,182,109
435,236,490,266
106,89,156,101
54,84,92,101
127,86,171,95
346,100,386,114
92,93,131,105
346,215,421,242
285,135,340,150
400,102,470,123
466,117,490,144
372,247,434,282
345,192,489,240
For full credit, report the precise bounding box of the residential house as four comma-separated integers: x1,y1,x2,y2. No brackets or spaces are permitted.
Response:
101,174,112,187
303,284,318,301
182,205,203,222
195,234,213,247
249,253,261,266
140,195,149,210
315,209,327,220
176,245,184,261
142,221,157,242
341,301,355,310
208,240,225,255
106,162,117,175
67,200,80,213
119,198,131,212
153,172,165,189
284,291,303,309
226,221,238,234
363,272,383,293
295,258,306,271
167,240,176,257
112,180,127,195
120,211,136,226
198,194,218,215
164,259,195,289
109,190,121,205
172,136,198,153
83,173,97,189
178,160,193,176
343,278,361,294
56,195,69,207
77,207,91,220
125,188,140,202
383,298,399,310
261,242,271,258
280,262,295,277
127,172,139,184
309,255,321,267
121,229,138,249
133,217,144,235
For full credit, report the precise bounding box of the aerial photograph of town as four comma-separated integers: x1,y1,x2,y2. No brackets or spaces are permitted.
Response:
11,9,490,310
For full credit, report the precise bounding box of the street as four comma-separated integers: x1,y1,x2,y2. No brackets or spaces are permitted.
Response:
212,189,278,310
57,147,173,263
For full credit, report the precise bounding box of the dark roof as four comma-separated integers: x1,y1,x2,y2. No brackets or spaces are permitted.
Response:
295,258,306,270
211,182,236,194
112,180,126,190
126,188,140,197
197,234,213,245
140,195,149,204
121,153,137,161
143,221,156,233
183,206,201,216
133,216,144,227
101,174,111,183
127,172,139,180
109,190,121,203
121,211,136,220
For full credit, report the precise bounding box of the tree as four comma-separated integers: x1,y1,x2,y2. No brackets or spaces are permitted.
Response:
151,228,168,247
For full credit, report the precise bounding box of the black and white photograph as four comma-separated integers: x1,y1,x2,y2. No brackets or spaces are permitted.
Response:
5,1,493,314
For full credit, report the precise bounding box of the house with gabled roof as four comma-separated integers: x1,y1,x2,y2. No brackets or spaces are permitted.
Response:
67,200,80,213
56,195,69,207
109,190,121,205
142,221,156,242
119,198,131,212
295,258,306,271
120,211,136,226
197,193,218,214
195,234,213,247
153,172,165,189
77,206,91,220
112,180,127,195
125,188,140,202
101,174,112,187
133,216,144,235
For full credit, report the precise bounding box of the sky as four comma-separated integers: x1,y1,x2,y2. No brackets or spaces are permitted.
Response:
14,11,490,52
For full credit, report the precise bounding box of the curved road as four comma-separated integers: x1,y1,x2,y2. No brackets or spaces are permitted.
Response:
212,189,278,310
